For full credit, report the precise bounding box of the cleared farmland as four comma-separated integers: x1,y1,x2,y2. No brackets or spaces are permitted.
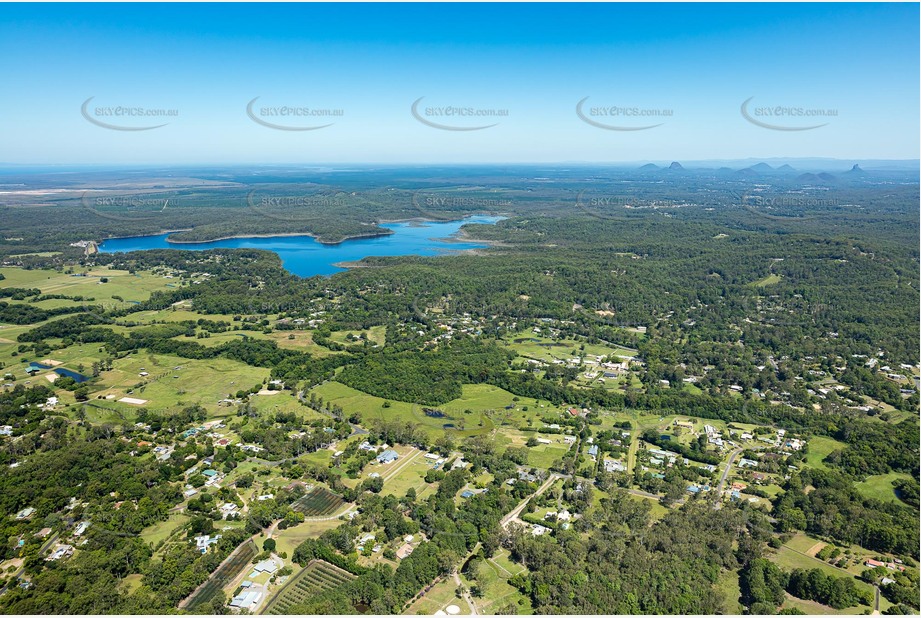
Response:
291,487,346,517
186,539,258,610
262,559,356,614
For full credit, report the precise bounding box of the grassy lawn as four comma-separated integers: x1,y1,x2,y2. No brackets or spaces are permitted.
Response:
310,381,532,439
328,325,386,347
0,266,176,310
405,576,464,615
140,512,189,547
784,533,826,555
769,545,877,602
489,549,527,578
465,555,533,615
717,568,743,614
117,573,145,595
854,472,913,504
272,518,346,559
89,352,268,417
804,436,846,470
268,330,340,357
750,273,782,287
379,453,433,499
780,593,869,615
502,331,636,364
247,391,326,421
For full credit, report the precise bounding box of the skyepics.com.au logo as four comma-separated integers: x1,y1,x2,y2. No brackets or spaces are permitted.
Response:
246,97,343,131
411,97,508,131
576,97,672,131
575,191,675,220
736,189,837,221
740,97,837,131
245,189,376,225
81,97,178,131
80,192,175,221
411,190,512,220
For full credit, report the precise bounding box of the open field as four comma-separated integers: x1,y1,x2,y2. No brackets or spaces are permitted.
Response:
140,512,190,547
769,544,879,604
779,593,868,615
717,568,743,614
262,560,356,615
0,266,176,311
405,576,464,616
463,554,533,615
268,330,340,357
328,325,386,347
88,352,268,417
309,381,514,438
854,472,913,504
804,436,846,470
379,451,433,498
784,533,827,555
272,519,348,560
502,332,636,364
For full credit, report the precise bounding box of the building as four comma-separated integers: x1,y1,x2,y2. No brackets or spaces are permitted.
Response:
377,449,399,464
604,459,626,473
587,444,599,460
193,534,221,553
396,543,414,559
46,544,74,561
229,590,263,610
220,503,239,518
460,490,475,499
251,559,278,574
73,521,90,537
14,507,35,520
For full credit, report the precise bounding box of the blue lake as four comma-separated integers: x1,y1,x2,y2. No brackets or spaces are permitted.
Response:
98,216,501,277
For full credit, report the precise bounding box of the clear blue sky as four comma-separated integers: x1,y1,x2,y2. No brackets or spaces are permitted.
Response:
1,3,917,164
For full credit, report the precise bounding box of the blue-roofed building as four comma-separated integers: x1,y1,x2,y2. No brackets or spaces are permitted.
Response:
460,490,475,498
587,445,599,460
377,449,399,464
202,469,218,478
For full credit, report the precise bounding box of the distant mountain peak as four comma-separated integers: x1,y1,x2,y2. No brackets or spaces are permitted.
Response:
846,164,866,174
749,162,774,172
777,164,796,172
668,161,684,170
638,163,659,171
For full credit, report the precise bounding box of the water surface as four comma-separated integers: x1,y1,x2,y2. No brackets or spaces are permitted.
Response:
98,216,500,277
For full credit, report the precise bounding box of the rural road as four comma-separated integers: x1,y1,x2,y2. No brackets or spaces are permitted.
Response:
501,473,561,529
0,531,59,595
453,571,478,615
714,447,744,503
